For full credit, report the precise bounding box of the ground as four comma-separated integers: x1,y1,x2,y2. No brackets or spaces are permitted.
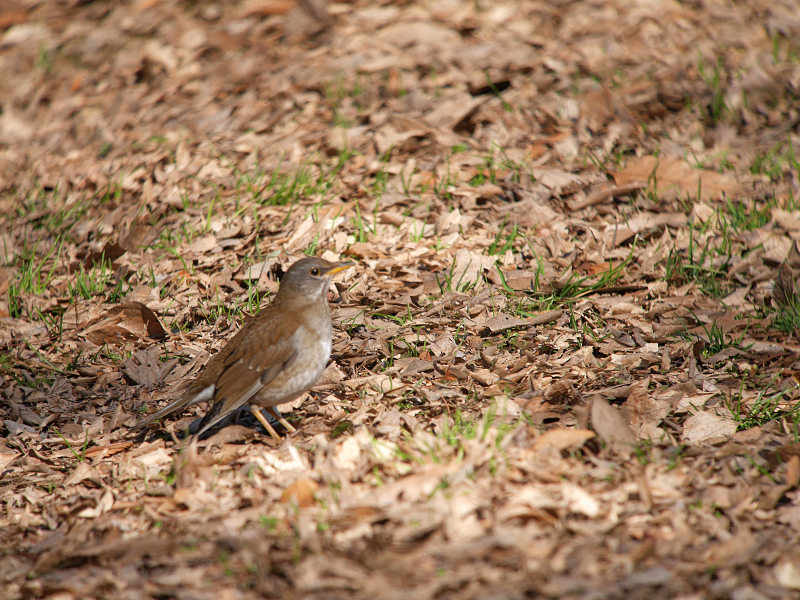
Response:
2,0,800,598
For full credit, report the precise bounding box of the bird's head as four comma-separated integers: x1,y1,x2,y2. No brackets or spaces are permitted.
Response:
278,257,353,301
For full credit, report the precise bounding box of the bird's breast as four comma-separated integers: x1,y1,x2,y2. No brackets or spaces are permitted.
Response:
258,313,332,405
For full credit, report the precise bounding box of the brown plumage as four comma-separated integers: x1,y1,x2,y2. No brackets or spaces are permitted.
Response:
132,257,353,438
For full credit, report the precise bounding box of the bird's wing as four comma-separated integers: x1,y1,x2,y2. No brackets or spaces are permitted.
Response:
194,329,299,436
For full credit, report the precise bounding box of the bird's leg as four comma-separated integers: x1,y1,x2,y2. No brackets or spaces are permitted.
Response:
249,404,281,439
265,407,297,434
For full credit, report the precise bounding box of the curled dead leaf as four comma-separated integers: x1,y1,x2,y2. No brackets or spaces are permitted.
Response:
82,301,167,345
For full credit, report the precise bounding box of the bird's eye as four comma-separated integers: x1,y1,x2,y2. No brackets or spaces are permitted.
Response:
311,268,320,276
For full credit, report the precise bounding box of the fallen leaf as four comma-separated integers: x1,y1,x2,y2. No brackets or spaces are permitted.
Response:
0,450,18,472
681,410,737,445
82,302,167,344
775,559,800,590
533,428,595,452
787,455,800,488
612,156,742,202
562,482,600,517
281,478,320,508
121,345,177,387
77,490,114,519
477,313,536,334
590,396,636,445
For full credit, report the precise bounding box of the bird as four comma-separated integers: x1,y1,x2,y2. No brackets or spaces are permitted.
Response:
132,256,353,438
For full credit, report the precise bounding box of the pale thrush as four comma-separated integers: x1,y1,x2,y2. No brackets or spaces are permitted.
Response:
132,257,353,438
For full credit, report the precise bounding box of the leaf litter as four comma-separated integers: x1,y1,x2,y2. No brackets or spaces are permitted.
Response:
1,0,800,598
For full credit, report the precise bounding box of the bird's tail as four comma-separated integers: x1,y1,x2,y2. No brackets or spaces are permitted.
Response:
130,385,214,432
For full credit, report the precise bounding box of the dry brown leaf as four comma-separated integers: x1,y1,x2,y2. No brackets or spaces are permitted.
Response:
185,234,217,254
76,490,114,519
604,212,686,247
121,345,177,387
82,302,167,345
787,455,800,488
281,478,320,508
772,209,800,232
477,313,536,334
612,156,742,202
0,450,19,472
681,410,737,445
590,396,636,445
775,560,800,590
626,381,674,438
532,428,595,452
63,462,103,487
0,9,28,30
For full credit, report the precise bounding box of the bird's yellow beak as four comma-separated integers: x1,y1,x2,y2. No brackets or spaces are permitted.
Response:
325,261,354,276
